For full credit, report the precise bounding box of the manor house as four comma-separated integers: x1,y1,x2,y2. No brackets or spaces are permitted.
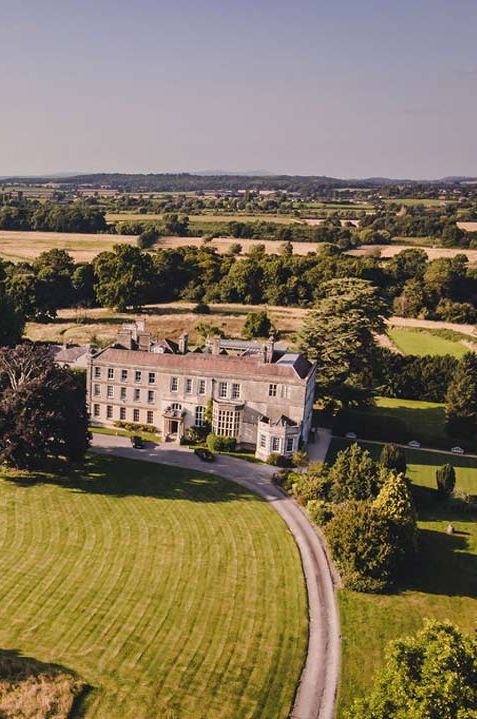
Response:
87,321,316,460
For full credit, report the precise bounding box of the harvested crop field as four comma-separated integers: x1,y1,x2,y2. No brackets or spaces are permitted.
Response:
0,230,136,262
349,243,477,261
25,301,308,346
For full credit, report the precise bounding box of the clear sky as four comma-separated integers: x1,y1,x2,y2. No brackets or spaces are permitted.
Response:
1,0,476,178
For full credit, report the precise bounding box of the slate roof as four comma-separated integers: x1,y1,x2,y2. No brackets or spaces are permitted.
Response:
93,347,314,382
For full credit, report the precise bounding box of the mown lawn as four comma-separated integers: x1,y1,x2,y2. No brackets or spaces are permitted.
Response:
0,455,307,719
387,328,467,358
326,438,477,716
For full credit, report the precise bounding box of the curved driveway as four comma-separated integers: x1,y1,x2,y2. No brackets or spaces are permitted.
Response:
91,434,340,719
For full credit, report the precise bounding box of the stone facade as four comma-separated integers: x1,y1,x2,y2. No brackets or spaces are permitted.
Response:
87,322,316,459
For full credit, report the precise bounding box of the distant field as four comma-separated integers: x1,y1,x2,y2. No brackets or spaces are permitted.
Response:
106,212,304,225
349,243,477,261
387,328,468,358
0,455,307,718
25,301,308,346
382,198,450,207
154,235,320,255
0,230,136,262
330,437,477,714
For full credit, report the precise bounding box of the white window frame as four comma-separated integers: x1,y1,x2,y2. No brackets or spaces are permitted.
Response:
93,384,100,396
135,370,142,383
133,408,140,422
286,437,294,453
107,385,114,398
134,388,140,402
170,377,178,392
147,410,154,424
271,437,281,452
94,367,101,378
147,390,154,403
269,383,278,397
120,387,127,400
121,369,128,381
106,405,113,419
120,406,126,420
185,378,193,394
107,368,114,380
148,372,155,384
218,381,228,399
198,379,206,395
195,406,206,427
231,383,241,399
259,433,267,449
93,403,100,417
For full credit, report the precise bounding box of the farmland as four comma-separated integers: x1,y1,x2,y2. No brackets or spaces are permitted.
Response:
25,301,308,346
387,327,469,358
0,230,136,263
0,454,307,718
327,437,477,715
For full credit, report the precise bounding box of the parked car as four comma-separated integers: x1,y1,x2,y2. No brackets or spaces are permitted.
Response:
131,435,145,449
451,446,464,455
345,432,357,440
194,447,215,462
408,440,421,448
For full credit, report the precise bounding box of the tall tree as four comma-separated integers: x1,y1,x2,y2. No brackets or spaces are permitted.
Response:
0,344,89,468
93,244,154,311
445,352,477,437
345,620,477,719
299,278,390,390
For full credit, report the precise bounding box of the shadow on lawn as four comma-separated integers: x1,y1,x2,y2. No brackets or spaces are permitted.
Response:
401,485,477,599
3,454,255,503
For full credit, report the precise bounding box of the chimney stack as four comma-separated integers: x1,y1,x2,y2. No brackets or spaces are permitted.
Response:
262,336,275,364
178,332,188,354
210,335,221,355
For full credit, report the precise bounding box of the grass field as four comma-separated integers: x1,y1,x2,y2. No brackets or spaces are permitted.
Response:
25,301,307,346
326,438,477,715
387,327,468,358
334,396,464,450
0,230,136,262
0,454,307,718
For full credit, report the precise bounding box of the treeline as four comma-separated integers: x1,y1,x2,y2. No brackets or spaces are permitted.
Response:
361,206,477,246
3,244,477,324
0,202,108,233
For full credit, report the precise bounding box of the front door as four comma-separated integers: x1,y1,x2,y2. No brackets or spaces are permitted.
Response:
170,420,179,435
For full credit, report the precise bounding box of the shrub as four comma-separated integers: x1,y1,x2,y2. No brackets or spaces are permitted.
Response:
266,452,292,467
242,310,274,339
436,463,456,498
192,302,211,314
291,449,308,467
290,468,331,503
379,443,407,475
271,469,291,487
206,433,237,452
328,443,381,502
306,500,333,526
324,500,402,593
113,420,156,433
185,426,208,444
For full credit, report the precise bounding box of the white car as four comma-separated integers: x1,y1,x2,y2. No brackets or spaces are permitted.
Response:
451,446,464,455
345,432,358,440
408,440,421,449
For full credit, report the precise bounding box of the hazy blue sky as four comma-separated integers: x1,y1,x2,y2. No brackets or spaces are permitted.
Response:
1,0,476,178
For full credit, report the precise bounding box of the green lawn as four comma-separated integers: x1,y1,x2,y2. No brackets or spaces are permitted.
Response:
0,455,307,718
326,438,477,716
388,328,467,358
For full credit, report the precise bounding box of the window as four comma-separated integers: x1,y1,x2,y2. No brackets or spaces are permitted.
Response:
93,404,100,417
195,406,206,427
271,437,281,452
94,367,101,378
120,387,126,400
218,381,228,399
134,388,140,401
281,385,289,399
147,390,154,403
107,385,113,398
148,372,155,384
120,407,126,420
106,405,113,419
170,377,178,392
259,434,267,449
135,370,141,382
107,368,114,380
185,378,192,394
231,383,241,399
171,402,182,411
93,384,100,396
213,405,240,437
268,383,277,397
133,409,140,422
147,410,154,424
198,379,206,395
286,437,294,453
121,369,128,381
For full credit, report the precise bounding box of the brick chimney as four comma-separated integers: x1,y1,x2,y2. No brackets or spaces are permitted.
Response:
117,328,134,349
137,331,151,352
210,335,221,355
178,332,188,354
262,336,275,364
